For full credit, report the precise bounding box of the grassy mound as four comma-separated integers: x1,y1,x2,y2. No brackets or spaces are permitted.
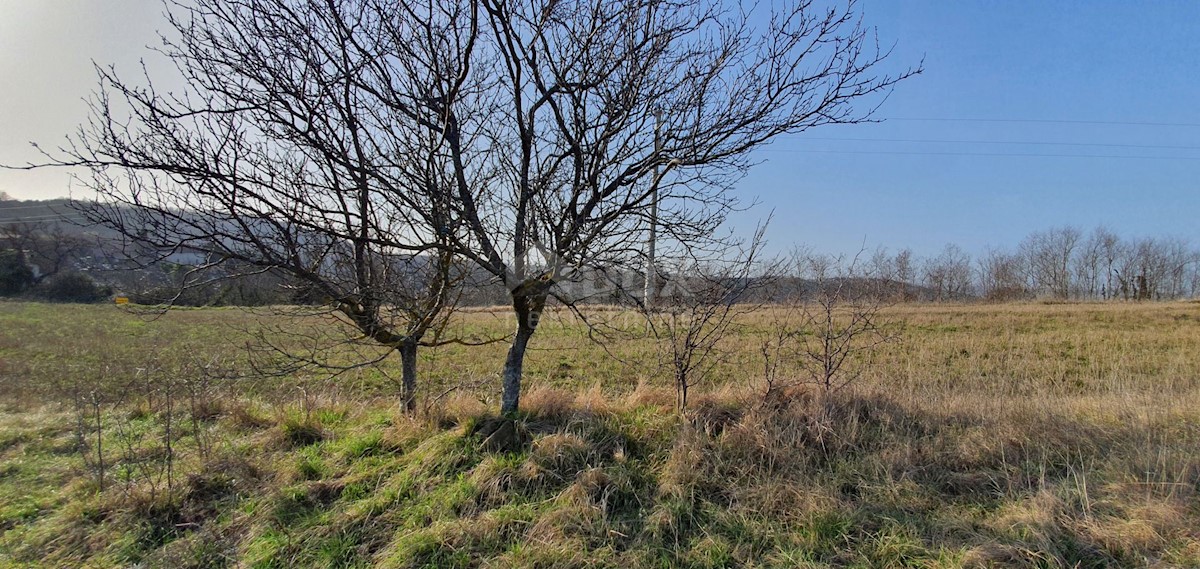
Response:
1,385,1198,568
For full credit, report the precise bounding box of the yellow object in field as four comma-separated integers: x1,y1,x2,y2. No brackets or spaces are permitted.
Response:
114,297,129,305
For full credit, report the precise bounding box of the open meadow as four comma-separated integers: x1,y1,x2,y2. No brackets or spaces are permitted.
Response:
1,300,1199,568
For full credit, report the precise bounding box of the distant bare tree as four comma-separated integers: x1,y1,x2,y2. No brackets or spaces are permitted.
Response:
922,244,973,301
1074,229,1105,299
1020,226,1081,299
867,245,901,298
868,246,893,279
977,247,1029,301
1158,237,1197,299
1188,254,1200,298
864,245,916,301
0,221,91,284
1087,227,1123,300
893,247,917,301
1124,237,1197,300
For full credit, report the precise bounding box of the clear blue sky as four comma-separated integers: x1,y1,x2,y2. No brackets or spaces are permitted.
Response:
736,1,1200,257
2,1,1197,257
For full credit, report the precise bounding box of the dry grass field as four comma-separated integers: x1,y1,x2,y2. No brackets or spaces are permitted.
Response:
1,300,1198,567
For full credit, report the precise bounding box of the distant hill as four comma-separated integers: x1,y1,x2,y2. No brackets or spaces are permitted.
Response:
0,198,121,240
3,198,964,305
0,197,78,224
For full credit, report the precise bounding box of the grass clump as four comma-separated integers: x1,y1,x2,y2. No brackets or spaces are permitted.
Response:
279,415,326,448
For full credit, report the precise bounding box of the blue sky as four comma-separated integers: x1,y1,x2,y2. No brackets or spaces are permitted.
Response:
2,1,1197,257
735,1,1200,256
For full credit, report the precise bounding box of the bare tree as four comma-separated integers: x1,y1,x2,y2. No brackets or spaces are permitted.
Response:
1073,229,1105,299
34,0,482,413
867,246,893,280
866,245,904,300
922,244,973,301
0,221,91,285
867,246,921,302
1188,251,1200,299
1020,226,1081,300
1087,226,1123,300
30,0,918,415
893,247,917,301
1157,237,1197,300
977,247,1029,301
439,0,919,414
763,251,898,396
1123,236,1197,300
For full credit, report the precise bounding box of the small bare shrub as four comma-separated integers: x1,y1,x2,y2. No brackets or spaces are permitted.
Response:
762,252,900,399
643,227,773,410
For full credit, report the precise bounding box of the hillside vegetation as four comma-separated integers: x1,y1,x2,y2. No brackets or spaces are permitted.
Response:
1,301,1198,567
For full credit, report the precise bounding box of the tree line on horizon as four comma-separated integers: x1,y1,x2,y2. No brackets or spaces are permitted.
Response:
863,225,1199,303
3,206,1197,305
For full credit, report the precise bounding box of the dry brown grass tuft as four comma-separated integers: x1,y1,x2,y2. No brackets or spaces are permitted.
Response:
987,489,1064,539
528,433,591,480
1124,500,1194,540
422,391,487,430
521,385,577,419
624,380,674,409
684,394,743,436
1080,516,1167,556
527,483,608,545
960,542,1047,568
226,400,273,431
573,383,611,415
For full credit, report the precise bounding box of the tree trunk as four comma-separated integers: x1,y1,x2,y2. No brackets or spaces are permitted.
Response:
399,340,418,414
501,292,546,416
676,378,688,411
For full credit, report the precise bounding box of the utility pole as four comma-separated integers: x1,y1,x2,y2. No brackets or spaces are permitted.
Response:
644,110,661,309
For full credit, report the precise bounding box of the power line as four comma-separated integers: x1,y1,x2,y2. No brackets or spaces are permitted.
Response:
883,117,1200,128
759,148,1200,160
801,136,1200,151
